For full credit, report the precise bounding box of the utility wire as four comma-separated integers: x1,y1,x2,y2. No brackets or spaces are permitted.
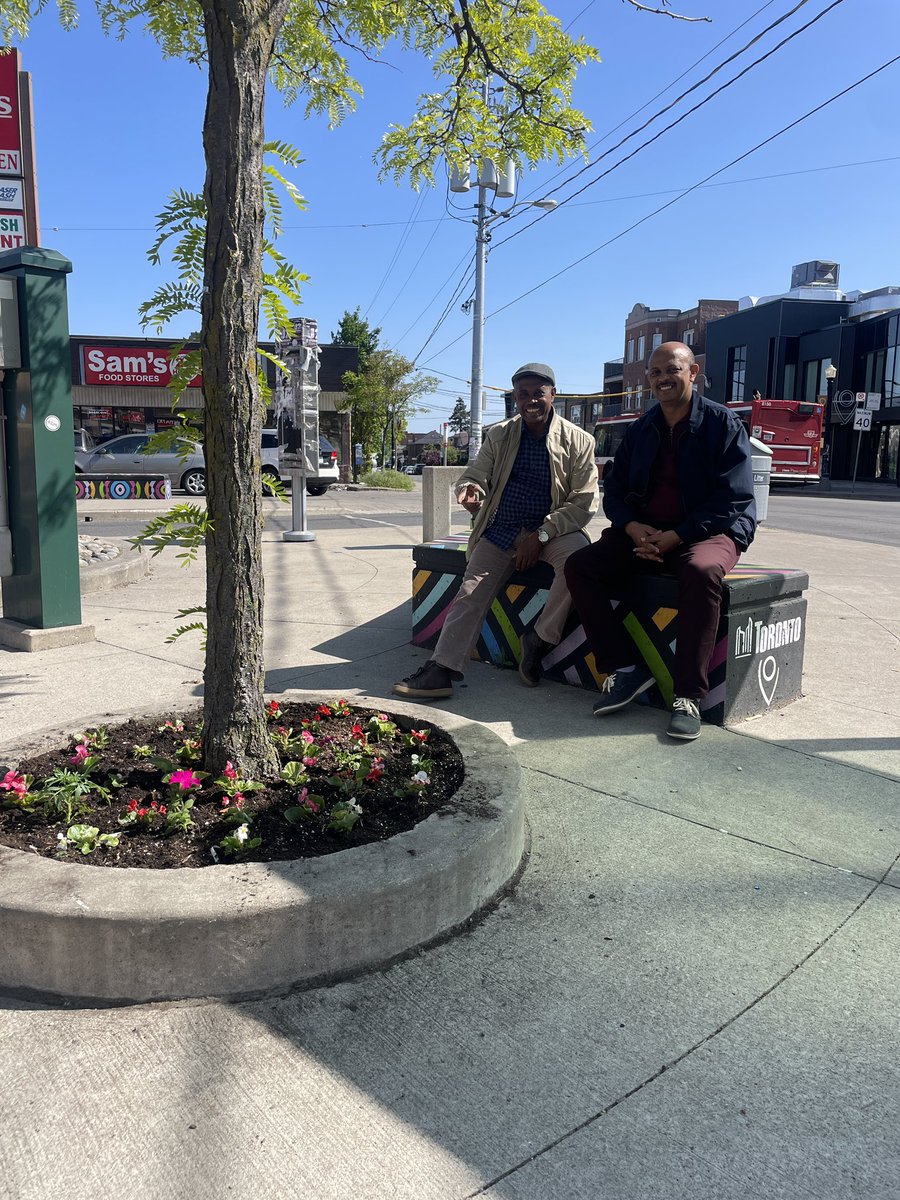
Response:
521,0,782,203
363,186,429,317
494,0,847,252
420,53,900,367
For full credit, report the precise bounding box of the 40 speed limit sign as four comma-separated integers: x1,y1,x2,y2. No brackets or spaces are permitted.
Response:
854,409,873,431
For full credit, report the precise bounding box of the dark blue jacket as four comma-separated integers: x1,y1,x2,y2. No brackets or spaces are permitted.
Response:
603,392,757,549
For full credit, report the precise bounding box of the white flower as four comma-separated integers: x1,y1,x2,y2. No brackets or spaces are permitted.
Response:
412,770,430,786
56,832,68,845
235,824,249,843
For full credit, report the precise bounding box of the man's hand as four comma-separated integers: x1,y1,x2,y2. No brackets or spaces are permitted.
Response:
514,531,541,571
634,528,683,561
457,485,483,514
624,521,659,548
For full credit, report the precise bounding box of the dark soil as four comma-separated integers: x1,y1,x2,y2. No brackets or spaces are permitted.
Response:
0,701,465,870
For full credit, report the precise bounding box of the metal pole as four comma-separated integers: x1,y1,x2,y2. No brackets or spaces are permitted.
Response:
283,344,316,542
850,429,862,495
469,181,488,461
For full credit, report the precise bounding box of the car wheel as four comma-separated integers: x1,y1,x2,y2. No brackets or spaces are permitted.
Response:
306,483,328,496
182,468,207,496
262,467,279,496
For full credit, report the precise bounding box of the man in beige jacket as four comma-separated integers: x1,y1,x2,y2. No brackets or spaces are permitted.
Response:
394,363,599,699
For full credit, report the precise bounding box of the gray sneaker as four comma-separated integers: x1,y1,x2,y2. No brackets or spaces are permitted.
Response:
592,667,654,716
667,697,701,740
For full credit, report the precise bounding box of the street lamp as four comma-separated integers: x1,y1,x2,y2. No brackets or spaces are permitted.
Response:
824,361,837,479
465,169,557,459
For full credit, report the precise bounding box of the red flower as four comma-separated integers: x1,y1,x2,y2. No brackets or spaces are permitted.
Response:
223,761,238,780
128,798,139,812
410,728,430,743
351,723,365,739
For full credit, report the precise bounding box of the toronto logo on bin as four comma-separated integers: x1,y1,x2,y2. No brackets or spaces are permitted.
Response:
733,616,802,707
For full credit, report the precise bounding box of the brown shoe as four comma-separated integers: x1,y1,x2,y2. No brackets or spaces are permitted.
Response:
518,630,550,687
393,660,456,699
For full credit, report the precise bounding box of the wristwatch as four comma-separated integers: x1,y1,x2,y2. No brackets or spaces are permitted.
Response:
537,527,551,545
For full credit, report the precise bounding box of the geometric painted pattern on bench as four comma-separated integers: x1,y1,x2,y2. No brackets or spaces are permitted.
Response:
75,475,172,500
411,537,807,724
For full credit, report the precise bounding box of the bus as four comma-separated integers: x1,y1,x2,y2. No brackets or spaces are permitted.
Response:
593,398,824,484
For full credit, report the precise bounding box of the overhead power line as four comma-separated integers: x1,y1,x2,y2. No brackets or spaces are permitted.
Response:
419,52,900,367
494,0,848,252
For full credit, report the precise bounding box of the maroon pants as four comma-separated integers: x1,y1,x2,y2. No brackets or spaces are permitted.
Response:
564,527,740,699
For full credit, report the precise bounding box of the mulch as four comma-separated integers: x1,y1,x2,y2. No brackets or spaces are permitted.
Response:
0,701,464,870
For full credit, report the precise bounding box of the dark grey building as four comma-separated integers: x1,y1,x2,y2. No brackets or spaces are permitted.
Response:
705,264,900,484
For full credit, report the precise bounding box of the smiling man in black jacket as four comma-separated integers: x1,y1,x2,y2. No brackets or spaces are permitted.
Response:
564,341,756,740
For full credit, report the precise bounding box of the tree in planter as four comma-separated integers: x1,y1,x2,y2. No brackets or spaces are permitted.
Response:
4,0,598,775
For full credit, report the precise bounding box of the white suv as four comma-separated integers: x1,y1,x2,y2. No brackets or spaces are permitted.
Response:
261,429,340,495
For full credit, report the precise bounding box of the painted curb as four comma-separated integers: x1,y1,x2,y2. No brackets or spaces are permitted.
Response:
0,693,524,1006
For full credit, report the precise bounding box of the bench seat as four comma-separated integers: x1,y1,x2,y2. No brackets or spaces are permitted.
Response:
75,474,172,500
411,536,808,725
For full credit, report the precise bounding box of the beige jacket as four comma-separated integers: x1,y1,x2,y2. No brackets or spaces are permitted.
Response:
455,412,599,557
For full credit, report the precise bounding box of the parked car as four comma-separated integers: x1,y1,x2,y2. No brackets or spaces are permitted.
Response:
73,427,96,472
403,463,424,475
80,434,207,496
308,434,339,496
260,430,340,495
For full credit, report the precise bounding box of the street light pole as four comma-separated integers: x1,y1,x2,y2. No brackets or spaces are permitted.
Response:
824,361,837,480
467,186,557,461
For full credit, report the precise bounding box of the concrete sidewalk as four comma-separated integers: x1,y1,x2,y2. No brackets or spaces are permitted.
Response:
1,507,899,1199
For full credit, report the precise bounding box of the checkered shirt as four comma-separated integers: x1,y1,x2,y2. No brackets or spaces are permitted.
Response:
483,423,553,551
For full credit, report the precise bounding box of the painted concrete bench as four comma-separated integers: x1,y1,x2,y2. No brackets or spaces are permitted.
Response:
411,536,808,725
75,474,172,500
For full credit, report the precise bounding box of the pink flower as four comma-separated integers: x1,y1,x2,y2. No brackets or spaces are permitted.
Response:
300,730,315,745
223,761,238,780
234,794,245,809
168,769,201,791
68,744,90,764
0,770,28,797
302,756,316,767
297,788,320,814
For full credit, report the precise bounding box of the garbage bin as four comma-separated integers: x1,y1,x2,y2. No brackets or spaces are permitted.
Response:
749,436,773,524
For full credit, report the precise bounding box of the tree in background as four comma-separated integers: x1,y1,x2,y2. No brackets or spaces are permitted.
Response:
448,397,470,436
5,0,597,775
342,351,439,469
332,308,382,461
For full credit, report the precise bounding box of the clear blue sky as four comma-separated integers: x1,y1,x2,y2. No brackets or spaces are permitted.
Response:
18,0,900,430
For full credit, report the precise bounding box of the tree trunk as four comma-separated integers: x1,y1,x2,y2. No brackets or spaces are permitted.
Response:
199,0,289,775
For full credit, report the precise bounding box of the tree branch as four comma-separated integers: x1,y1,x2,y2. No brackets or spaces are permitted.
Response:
623,0,711,21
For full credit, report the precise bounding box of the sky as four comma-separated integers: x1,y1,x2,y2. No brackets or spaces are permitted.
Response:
16,0,900,431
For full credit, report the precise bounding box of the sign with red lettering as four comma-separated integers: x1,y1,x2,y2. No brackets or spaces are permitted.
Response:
81,344,203,389
0,211,25,248
0,52,21,159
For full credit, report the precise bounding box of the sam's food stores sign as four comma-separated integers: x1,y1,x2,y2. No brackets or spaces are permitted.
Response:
0,49,38,249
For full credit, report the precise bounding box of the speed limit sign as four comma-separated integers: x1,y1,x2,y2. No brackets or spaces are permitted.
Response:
854,409,873,431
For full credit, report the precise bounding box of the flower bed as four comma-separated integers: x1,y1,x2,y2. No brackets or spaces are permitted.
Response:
0,699,464,870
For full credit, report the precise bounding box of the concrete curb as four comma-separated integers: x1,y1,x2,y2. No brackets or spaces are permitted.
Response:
79,545,151,596
0,692,524,1006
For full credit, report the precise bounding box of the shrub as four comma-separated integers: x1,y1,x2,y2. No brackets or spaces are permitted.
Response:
360,470,413,491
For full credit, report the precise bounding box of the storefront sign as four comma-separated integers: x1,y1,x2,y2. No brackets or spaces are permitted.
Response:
81,344,202,388
0,52,21,160
0,179,22,209
0,211,24,248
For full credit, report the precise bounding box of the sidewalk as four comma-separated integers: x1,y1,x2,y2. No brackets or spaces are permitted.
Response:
1,509,899,1199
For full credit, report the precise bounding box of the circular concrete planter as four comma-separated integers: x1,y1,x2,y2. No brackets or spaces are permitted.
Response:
0,694,524,1006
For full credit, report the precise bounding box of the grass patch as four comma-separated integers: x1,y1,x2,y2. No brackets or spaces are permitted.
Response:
360,469,414,490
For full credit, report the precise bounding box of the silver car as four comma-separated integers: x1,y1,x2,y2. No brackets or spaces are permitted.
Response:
80,434,207,496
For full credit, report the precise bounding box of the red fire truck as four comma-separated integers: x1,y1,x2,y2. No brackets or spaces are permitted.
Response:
730,397,824,483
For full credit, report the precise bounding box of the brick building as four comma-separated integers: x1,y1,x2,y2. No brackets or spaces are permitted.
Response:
620,298,738,413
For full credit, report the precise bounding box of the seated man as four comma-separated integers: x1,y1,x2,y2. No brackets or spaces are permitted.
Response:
394,362,599,699
564,341,756,740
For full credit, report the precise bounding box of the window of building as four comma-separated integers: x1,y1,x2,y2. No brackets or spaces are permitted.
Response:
651,332,662,351
726,345,747,403
590,402,600,422
683,328,694,347
803,358,833,403
626,338,634,363
637,335,645,361
783,362,796,401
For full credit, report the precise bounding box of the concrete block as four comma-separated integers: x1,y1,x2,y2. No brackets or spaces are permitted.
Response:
422,466,462,541
0,619,96,651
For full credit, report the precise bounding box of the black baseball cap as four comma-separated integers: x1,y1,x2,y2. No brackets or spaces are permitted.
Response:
511,362,556,387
